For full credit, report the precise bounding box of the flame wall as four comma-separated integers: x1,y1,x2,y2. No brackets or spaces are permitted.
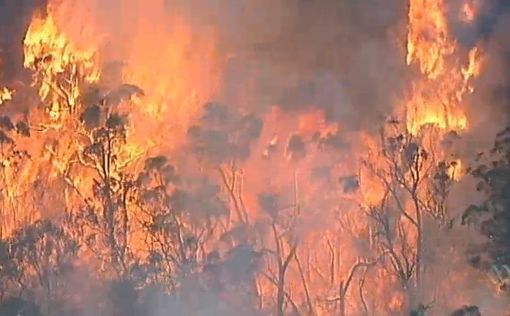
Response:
1,0,510,315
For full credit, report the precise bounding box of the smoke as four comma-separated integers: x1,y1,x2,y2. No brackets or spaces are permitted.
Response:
2,0,510,315
474,5,510,124
0,0,47,82
447,0,510,159
43,0,409,132
208,0,408,131
3,0,509,128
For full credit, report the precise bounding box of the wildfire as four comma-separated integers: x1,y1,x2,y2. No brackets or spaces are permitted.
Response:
357,1,484,308
460,1,477,23
24,12,100,121
297,109,339,138
404,0,483,135
406,0,454,80
0,87,14,105
0,0,505,314
122,14,223,152
462,47,482,88
448,159,463,181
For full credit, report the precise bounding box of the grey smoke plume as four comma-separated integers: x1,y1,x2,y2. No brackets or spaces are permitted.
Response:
59,0,409,132
0,0,47,82
2,0,510,315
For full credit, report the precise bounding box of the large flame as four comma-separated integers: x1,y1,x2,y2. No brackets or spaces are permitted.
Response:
406,0,454,80
24,12,100,122
404,0,482,135
0,87,14,105
0,0,504,314
460,0,478,23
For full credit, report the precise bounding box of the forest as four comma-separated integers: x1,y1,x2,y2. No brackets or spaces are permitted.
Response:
0,0,510,315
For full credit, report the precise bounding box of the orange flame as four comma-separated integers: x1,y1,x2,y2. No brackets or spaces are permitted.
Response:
0,0,502,313
460,1,477,23
0,87,14,105
405,0,483,135
24,12,100,122
406,0,454,80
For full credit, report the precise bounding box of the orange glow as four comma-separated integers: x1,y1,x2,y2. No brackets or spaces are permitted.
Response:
449,159,463,181
462,47,482,85
406,0,454,79
405,0,483,135
0,0,503,313
0,87,14,105
460,1,477,23
124,16,221,121
297,109,339,137
24,12,100,122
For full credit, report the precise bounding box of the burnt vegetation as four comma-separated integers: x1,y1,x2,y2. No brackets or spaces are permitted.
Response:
0,80,505,315
0,0,510,316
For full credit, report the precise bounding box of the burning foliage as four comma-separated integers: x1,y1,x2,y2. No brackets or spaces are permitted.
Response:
0,0,509,315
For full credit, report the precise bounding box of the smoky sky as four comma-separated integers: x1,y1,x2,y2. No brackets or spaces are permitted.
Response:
49,0,409,132
183,0,510,132
205,0,409,131
474,0,510,40
2,0,510,129
462,0,510,130
0,0,47,82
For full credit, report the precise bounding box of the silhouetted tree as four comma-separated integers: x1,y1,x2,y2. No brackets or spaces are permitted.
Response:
0,297,42,316
450,305,481,316
463,125,510,291
188,102,263,223
363,121,459,311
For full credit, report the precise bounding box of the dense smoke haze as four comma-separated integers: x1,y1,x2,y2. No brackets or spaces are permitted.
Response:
0,0,47,81
0,0,510,315
3,0,508,129
87,0,409,130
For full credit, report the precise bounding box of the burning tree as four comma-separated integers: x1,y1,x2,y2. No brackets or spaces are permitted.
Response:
23,13,99,122
0,115,31,237
361,120,461,312
75,112,135,275
0,219,78,315
188,102,263,224
133,154,229,290
0,0,509,315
